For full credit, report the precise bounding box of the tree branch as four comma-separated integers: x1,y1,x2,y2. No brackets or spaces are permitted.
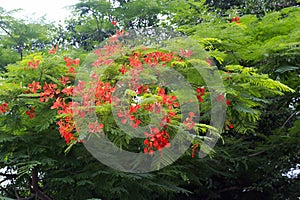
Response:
0,22,23,60
248,150,266,158
218,186,242,193
0,172,18,178
31,168,52,200
0,185,15,198
0,23,15,39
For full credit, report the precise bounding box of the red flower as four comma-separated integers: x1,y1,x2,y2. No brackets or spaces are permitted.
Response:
191,144,199,158
129,55,142,68
67,67,76,74
231,16,241,24
173,102,179,108
179,48,193,58
0,102,9,113
143,128,170,154
28,81,41,94
111,20,117,26
129,105,140,114
196,87,205,103
121,118,127,124
72,58,80,66
57,119,75,144
51,97,64,109
226,99,231,106
40,82,60,102
25,106,35,119
48,44,58,54
119,65,127,75
196,87,205,96
58,76,71,86
205,58,213,66
183,114,195,130
27,60,40,69
62,86,73,96
130,119,141,129
64,57,72,67
229,124,234,129
88,121,104,133
189,112,195,117
216,94,225,102
94,81,115,105
197,95,204,103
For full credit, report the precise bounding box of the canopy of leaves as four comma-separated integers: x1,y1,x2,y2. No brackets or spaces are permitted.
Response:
0,1,299,200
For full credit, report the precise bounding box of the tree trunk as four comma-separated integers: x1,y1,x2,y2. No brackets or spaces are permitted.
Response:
31,168,52,200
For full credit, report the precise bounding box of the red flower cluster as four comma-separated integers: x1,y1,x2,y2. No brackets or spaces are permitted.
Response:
225,118,234,131
144,127,170,155
53,78,115,143
117,104,141,129
128,51,174,69
0,102,9,113
119,65,127,75
51,98,78,143
157,87,178,110
28,81,41,94
111,20,117,26
57,119,75,144
216,93,231,106
144,51,173,66
58,76,71,86
216,93,225,102
183,112,196,130
64,57,80,74
179,48,193,58
88,121,104,133
25,106,35,119
196,87,205,102
115,49,183,154
27,60,40,69
231,16,240,24
40,83,60,102
226,99,231,106
205,58,213,66
22,31,221,154
48,44,58,54
129,53,143,68
94,81,115,105
136,85,150,95
191,143,199,158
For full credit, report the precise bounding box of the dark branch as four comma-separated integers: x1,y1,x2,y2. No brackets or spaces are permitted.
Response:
218,186,242,193
31,168,52,200
0,172,18,178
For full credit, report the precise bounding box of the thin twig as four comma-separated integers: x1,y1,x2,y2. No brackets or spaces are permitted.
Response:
280,111,298,129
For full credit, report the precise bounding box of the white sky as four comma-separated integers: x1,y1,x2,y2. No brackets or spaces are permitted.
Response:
0,0,80,23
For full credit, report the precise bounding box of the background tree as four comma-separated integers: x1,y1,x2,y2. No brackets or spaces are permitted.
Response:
205,0,300,16
0,7,52,61
0,1,299,200
57,0,166,50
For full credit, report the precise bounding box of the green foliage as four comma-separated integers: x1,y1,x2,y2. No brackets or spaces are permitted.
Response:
220,65,294,133
205,0,299,16
0,47,19,71
0,2,299,200
170,4,300,199
114,0,165,28
0,7,52,61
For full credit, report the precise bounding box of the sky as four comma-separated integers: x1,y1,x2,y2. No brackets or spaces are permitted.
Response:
0,0,79,23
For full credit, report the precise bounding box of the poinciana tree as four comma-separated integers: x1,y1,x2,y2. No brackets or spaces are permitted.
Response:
170,3,300,199
0,26,295,200
0,7,52,61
